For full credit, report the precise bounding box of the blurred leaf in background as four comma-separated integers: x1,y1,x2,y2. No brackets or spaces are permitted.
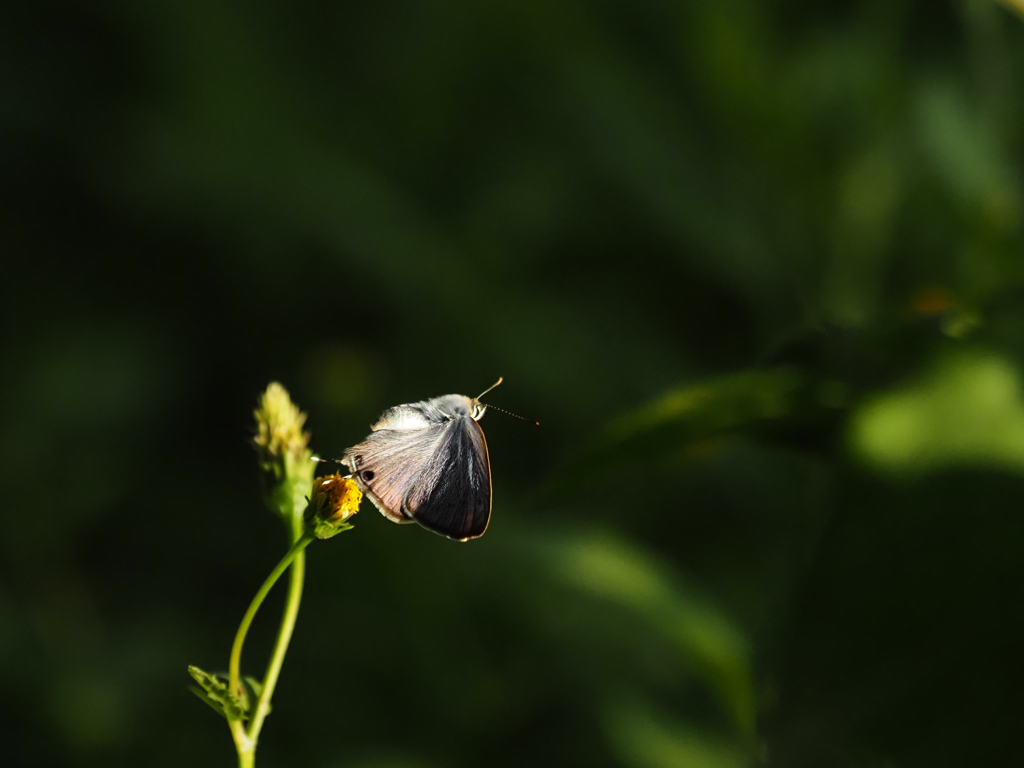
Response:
2,0,1024,767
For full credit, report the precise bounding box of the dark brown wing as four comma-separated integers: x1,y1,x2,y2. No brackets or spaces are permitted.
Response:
402,417,491,541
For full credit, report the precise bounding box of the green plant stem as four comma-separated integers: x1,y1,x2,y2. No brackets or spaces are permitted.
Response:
227,532,315,764
246,538,305,742
232,722,254,768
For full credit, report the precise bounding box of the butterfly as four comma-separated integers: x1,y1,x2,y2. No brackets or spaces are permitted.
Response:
340,379,505,541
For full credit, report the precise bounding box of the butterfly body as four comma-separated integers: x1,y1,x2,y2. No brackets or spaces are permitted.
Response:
342,393,492,541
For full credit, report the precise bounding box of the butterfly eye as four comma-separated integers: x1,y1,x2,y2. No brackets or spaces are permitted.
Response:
360,470,375,482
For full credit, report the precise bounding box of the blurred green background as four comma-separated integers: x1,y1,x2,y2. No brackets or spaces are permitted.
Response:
2,0,1024,765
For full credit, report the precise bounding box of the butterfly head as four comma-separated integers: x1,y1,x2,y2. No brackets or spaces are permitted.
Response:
471,377,539,425
470,377,502,421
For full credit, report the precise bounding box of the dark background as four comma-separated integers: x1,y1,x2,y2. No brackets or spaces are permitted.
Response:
2,0,1024,766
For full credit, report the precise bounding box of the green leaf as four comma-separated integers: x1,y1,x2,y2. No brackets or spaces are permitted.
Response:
243,675,263,699
604,695,750,768
242,676,271,715
189,686,229,717
539,530,755,735
851,350,1024,475
309,517,354,540
187,665,249,721
556,368,807,487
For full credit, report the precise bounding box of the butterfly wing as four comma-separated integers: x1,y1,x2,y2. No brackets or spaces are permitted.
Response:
342,408,448,524
402,417,491,541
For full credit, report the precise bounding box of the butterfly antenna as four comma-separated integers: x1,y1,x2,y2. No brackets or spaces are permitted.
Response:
476,376,504,401
475,377,538,424
311,456,347,465
484,403,540,426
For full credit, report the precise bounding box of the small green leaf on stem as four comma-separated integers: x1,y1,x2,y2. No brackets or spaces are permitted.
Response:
243,676,263,700
188,665,250,721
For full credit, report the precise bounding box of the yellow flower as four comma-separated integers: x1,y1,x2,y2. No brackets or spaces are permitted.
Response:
306,473,362,538
312,473,362,521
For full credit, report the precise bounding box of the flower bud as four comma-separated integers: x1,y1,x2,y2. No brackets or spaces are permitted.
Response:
305,473,362,539
253,382,310,468
252,382,315,528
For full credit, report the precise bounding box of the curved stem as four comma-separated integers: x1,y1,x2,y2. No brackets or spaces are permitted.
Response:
228,533,315,707
231,720,254,768
246,543,305,742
